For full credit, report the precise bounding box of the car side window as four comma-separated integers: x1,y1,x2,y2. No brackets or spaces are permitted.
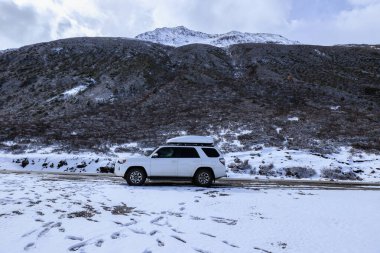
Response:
201,148,220,157
173,147,200,158
155,147,175,158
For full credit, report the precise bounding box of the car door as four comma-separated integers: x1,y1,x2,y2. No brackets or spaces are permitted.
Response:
175,147,201,177
150,147,178,177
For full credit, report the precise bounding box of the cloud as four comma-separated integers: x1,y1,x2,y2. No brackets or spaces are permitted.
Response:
0,1,50,49
148,0,292,34
288,0,380,45
347,0,380,5
0,0,379,49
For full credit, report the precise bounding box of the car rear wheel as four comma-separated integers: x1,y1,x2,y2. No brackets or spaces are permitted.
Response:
194,169,213,187
125,168,146,186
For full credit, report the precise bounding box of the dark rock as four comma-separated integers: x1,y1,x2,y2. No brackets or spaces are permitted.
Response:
57,160,68,168
98,166,114,173
21,158,29,168
76,162,87,169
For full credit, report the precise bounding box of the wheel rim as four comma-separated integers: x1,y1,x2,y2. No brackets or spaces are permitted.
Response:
198,172,210,184
130,171,143,184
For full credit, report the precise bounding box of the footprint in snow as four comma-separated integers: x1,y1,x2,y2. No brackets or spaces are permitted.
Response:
253,246,272,253
222,240,239,248
38,222,61,238
150,216,165,226
149,230,159,236
200,232,216,238
171,235,186,243
129,228,146,234
111,232,120,239
194,248,212,253
24,242,35,251
190,216,205,221
68,241,87,252
65,235,84,241
95,239,104,247
211,216,237,225
157,238,165,247
21,229,37,238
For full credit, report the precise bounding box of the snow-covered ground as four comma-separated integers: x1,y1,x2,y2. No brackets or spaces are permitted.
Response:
1,173,379,253
1,145,379,182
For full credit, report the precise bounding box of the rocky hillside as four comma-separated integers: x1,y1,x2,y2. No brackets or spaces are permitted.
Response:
0,37,379,152
135,26,299,47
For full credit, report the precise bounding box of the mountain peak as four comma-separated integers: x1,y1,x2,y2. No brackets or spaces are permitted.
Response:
135,26,299,47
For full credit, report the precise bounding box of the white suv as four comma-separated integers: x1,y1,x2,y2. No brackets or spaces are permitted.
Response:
114,136,226,186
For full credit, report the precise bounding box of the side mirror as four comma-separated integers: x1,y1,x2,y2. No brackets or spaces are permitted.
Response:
144,149,154,156
151,153,158,158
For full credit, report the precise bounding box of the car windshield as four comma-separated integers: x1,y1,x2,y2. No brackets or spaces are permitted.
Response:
144,147,159,156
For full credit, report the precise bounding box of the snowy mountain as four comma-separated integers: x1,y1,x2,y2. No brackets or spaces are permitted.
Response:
135,26,299,47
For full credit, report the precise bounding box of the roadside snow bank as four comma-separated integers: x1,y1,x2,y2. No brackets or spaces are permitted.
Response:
0,146,379,182
225,147,380,182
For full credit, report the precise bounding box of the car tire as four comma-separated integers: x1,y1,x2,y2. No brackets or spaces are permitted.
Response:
125,168,147,186
194,168,213,187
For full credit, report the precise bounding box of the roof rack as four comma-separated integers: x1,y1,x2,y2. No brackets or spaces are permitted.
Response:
166,136,214,146
166,143,214,147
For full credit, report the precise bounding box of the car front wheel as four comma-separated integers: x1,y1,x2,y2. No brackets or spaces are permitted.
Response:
125,168,147,186
194,169,213,187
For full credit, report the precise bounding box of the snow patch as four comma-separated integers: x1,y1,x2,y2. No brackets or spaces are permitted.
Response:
51,47,63,53
313,49,327,57
288,117,299,121
330,105,341,110
63,85,88,97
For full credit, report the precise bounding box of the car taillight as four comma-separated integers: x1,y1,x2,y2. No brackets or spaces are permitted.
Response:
118,159,127,164
219,158,225,165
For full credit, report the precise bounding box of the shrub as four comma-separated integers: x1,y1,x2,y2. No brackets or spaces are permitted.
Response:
258,163,276,176
321,167,361,181
283,167,316,179
228,159,252,172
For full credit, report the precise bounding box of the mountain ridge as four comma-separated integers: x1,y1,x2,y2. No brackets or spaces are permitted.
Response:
135,26,299,47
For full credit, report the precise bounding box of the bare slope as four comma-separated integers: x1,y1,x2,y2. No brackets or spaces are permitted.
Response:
0,37,379,151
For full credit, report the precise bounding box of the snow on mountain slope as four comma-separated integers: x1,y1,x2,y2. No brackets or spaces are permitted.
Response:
135,26,299,47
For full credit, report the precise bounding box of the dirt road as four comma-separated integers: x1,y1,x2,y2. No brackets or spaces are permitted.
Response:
1,170,379,190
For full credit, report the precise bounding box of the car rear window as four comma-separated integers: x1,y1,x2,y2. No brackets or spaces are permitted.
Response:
173,147,200,158
202,148,220,157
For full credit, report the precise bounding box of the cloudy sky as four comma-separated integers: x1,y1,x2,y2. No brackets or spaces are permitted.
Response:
1,0,379,49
